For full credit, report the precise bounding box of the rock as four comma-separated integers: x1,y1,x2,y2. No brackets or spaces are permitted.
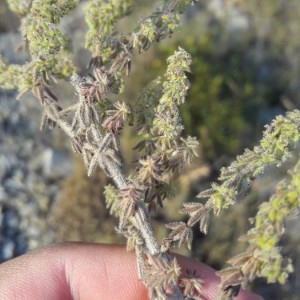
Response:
30,148,73,178
2,206,19,233
42,148,73,178
0,239,15,260
0,90,65,260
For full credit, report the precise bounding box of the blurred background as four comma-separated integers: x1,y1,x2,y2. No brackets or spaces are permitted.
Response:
0,0,299,299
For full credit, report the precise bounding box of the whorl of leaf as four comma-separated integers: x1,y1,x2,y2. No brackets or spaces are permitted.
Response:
143,255,181,294
179,269,203,299
103,101,132,132
117,186,143,229
164,221,193,250
137,155,163,185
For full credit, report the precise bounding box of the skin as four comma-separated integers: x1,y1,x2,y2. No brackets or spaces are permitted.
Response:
0,243,263,300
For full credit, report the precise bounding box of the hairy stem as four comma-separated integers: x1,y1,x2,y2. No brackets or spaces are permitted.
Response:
105,149,184,299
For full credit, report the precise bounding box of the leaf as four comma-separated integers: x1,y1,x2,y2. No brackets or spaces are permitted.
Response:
217,267,244,288
180,202,204,215
197,188,215,199
199,212,210,234
227,250,253,267
166,222,193,249
87,152,99,176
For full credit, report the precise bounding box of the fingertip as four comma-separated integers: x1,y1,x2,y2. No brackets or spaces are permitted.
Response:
0,243,147,300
